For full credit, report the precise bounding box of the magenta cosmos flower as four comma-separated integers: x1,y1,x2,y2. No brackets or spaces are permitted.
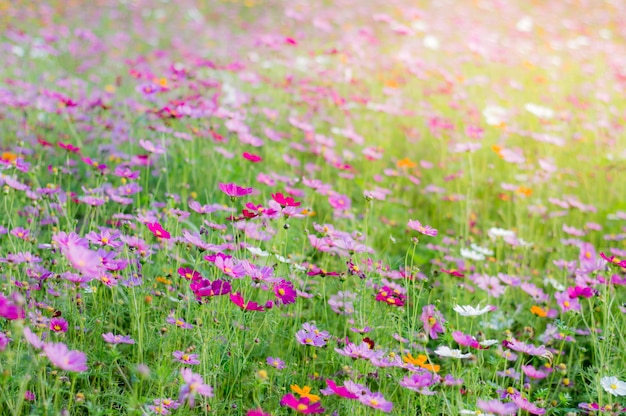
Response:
219,183,253,198
49,317,68,333
324,379,358,399
407,219,438,237
43,342,88,372
279,394,325,414
146,222,171,239
0,294,25,320
178,368,213,407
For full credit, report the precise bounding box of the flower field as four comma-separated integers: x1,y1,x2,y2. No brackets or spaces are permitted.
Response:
1,0,626,414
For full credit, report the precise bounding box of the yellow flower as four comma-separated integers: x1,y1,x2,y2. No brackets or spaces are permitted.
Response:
290,385,320,403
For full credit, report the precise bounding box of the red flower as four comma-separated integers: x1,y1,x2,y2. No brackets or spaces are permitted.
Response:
272,192,301,207
146,222,171,239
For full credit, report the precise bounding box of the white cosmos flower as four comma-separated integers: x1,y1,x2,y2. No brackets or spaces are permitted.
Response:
470,243,494,256
479,339,499,347
601,376,626,396
274,254,292,264
487,227,516,239
453,304,493,317
434,346,473,359
525,103,554,119
460,248,485,261
482,106,508,126
246,246,269,257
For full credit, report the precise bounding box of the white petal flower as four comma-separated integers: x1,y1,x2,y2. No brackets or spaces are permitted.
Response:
601,376,626,396
434,346,473,359
246,246,269,257
453,304,493,317
479,339,499,347
460,248,485,261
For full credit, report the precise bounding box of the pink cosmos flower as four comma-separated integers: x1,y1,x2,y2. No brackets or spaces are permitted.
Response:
65,244,101,278
512,395,546,415
421,304,445,339
23,327,44,349
219,183,253,198
146,222,171,239
102,333,135,344
477,399,518,415
522,364,548,380
279,394,325,414
408,220,438,237
43,342,88,372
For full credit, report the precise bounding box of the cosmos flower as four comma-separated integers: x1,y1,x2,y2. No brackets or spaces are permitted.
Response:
600,376,626,396
102,333,135,345
178,368,213,407
43,342,88,372
453,304,493,316
266,356,286,369
421,304,445,339
146,222,171,239
49,317,68,333
434,346,473,359
173,351,200,365
476,398,518,415
407,219,438,236
279,394,324,414
219,183,253,198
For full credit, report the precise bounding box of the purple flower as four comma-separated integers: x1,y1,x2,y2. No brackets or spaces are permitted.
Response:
266,356,286,369
555,291,581,312
421,304,445,339
274,280,297,305
178,368,213,407
102,333,135,344
407,219,438,237
502,339,551,359
43,342,88,372
359,391,393,413
296,330,327,347
0,332,10,351
399,371,438,394
166,315,193,329
334,341,379,360
173,351,200,365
